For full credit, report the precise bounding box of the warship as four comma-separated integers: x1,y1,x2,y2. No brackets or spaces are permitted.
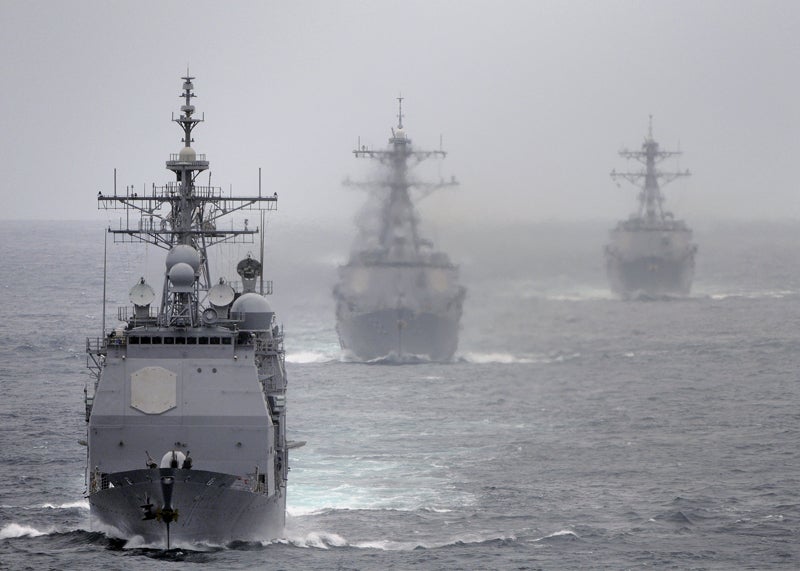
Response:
333,99,465,362
85,75,297,547
606,117,697,297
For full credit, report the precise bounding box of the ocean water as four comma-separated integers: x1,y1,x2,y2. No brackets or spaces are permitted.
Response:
0,219,798,570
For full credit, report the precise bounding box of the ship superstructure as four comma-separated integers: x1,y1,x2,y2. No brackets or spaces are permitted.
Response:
606,118,697,297
85,75,295,547
333,99,465,361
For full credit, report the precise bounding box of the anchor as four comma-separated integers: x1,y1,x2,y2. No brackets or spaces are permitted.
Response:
155,474,178,549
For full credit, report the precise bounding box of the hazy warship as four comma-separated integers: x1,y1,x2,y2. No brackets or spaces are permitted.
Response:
333,99,465,362
85,75,296,547
606,118,697,297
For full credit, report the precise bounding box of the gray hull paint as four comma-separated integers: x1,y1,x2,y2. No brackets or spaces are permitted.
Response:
336,308,459,362
86,77,290,546
90,468,284,546
606,254,695,297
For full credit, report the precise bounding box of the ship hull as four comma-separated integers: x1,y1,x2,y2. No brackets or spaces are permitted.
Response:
606,253,695,298
336,307,459,362
89,468,284,547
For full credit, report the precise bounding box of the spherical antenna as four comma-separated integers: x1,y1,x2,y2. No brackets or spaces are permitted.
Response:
179,146,196,161
168,262,196,292
166,245,202,272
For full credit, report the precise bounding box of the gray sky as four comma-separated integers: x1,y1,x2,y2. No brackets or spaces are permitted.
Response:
1,0,798,226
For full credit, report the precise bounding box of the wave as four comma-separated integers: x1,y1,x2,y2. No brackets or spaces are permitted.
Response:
0,523,49,539
701,289,797,301
364,353,432,365
275,528,517,551
287,504,455,518
543,289,616,302
531,529,580,542
513,282,615,302
279,531,349,549
285,350,338,364
40,500,90,510
458,352,539,364
458,351,580,365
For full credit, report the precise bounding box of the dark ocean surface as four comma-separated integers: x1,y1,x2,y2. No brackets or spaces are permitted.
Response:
0,219,798,570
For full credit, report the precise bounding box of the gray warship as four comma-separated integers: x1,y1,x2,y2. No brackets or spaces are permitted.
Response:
605,118,697,298
333,99,465,362
85,75,297,547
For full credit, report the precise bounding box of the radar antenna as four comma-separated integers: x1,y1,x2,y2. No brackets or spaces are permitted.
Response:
397,95,404,129
610,117,691,223
175,73,203,147
345,98,458,256
96,75,279,326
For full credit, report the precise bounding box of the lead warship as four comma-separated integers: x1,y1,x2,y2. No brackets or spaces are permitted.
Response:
333,99,465,362
605,118,697,297
85,75,296,547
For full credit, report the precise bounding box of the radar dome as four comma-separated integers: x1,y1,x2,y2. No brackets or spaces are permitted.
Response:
230,292,272,314
168,262,196,292
230,293,273,330
166,244,201,272
179,146,197,162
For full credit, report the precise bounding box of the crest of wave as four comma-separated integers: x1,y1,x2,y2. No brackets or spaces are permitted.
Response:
40,500,90,510
459,352,541,364
273,530,349,549
285,350,339,364
0,523,49,539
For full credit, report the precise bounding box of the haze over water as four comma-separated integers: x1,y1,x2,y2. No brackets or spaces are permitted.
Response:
1,1,799,569
0,219,798,569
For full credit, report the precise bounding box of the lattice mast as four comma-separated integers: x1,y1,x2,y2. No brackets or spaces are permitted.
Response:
97,75,277,326
610,116,690,222
349,97,457,254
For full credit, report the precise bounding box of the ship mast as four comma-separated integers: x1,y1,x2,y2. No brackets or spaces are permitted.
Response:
97,75,278,326
348,97,457,255
610,116,690,223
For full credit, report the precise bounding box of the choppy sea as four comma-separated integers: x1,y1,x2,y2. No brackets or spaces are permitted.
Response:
0,219,798,570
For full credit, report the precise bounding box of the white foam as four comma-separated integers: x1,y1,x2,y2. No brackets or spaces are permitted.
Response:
459,352,538,364
40,500,90,510
0,523,48,539
279,530,515,551
285,351,336,364
700,289,796,300
281,531,349,549
532,529,579,542
545,289,615,302
286,505,328,517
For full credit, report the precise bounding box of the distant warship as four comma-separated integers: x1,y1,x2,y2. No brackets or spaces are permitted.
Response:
606,118,697,297
85,75,299,547
333,98,465,361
